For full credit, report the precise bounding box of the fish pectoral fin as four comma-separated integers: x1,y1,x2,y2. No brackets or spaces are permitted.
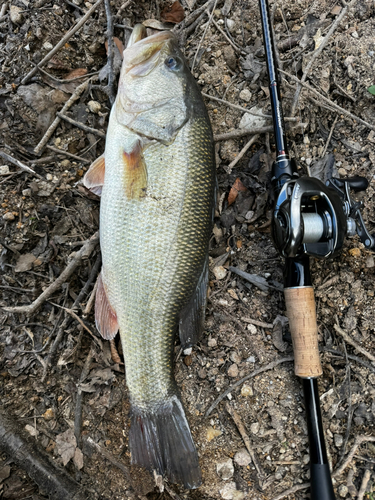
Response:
95,271,119,340
123,141,147,200
179,257,209,349
82,154,105,196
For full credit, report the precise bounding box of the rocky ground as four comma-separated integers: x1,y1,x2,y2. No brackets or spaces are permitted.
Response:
0,0,375,499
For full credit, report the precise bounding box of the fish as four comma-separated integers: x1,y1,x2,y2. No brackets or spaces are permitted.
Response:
83,24,216,489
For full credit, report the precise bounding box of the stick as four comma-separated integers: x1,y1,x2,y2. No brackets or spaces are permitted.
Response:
241,317,274,329
225,403,265,479
210,14,243,54
333,435,375,477
214,126,273,142
202,92,298,121
290,0,356,116
280,69,375,132
21,0,104,85
57,112,106,138
356,469,371,500
191,0,219,73
0,408,87,500
104,0,115,105
85,437,132,482
3,232,99,315
269,483,310,500
205,356,294,416
226,134,259,173
0,150,38,176
334,324,375,363
74,342,95,445
34,78,92,155
321,116,338,158
46,145,91,164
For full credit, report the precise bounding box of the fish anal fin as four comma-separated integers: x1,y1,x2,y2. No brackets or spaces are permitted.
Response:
83,155,105,196
123,141,147,200
179,257,209,349
95,271,119,340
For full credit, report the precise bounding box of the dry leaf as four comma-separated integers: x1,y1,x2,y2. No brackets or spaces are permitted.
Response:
105,37,124,55
14,253,36,272
73,447,84,470
64,68,88,80
56,428,77,466
161,1,185,23
227,177,247,206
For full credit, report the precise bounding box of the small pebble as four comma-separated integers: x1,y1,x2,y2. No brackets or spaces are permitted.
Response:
247,324,257,335
226,19,236,32
206,426,222,442
213,266,227,280
250,422,259,434
334,434,343,447
349,247,361,257
351,31,359,38
198,368,206,379
3,212,15,221
208,338,217,347
183,347,192,356
227,364,238,378
234,448,251,466
247,355,256,363
42,408,55,421
230,351,242,364
366,255,374,268
216,458,234,480
60,159,71,168
10,5,23,23
338,484,348,498
0,165,10,175
22,188,32,196
87,100,101,114
43,41,53,50
241,384,253,397
25,424,38,437
46,173,53,181
239,89,252,102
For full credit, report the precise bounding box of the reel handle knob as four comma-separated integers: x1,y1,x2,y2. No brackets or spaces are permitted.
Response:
329,176,369,193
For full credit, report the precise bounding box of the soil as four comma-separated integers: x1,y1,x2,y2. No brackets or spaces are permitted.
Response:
1,0,375,499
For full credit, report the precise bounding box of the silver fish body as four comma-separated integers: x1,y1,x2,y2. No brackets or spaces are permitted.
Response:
84,26,215,488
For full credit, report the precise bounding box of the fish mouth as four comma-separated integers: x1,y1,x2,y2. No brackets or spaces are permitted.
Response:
123,25,175,77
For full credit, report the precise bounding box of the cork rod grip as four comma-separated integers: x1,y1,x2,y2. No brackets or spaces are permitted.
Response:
284,287,322,378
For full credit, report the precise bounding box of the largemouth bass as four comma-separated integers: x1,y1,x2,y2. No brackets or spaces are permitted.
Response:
83,25,215,488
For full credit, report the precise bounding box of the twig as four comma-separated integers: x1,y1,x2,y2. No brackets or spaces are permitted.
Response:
41,252,101,381
225,403,265,479
191,0,219,73
323,347,375,373
205,356,294,416
74,342,95,445
225,134,259,173
184,0,215,27
21,0,104,85
280,69,375,132
210,14,243,54
34,78,93,155
290,0,355,116
0,151,38,176
269,483,310,500
202,92,298,121
83,276,99,317
104,0,115,106
214,126,273,142
116,0,132,16
321,115,339,158
3,232,99,315
165,484,182,500
0,408,87,500
85,437,132,482
46,145,91,164
53,305,102,347
0,2,8,21
334,324,375,363
333,435,375,477
57,112,106,138
357,469,371,500
241,317,274,329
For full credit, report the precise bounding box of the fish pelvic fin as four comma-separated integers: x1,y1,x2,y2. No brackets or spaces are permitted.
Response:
179,256,208,349
129,395,202,489
123,141,147,200
82,154,105,196
95,271,119,340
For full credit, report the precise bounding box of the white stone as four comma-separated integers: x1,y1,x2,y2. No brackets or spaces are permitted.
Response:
10,5,23,23
0,165,10,175
234,448,251,466
217,459,234,480
213,266,227,280
250,422,260,434
239,89,252,102
226,19,236,32
87,100,101,114
43,41,53,50
239,107,267,130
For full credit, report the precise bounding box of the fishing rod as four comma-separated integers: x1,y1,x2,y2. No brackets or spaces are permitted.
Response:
257,0,375,499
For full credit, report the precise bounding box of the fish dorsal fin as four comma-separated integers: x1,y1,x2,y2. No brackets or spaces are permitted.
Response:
95,271,119,340
83,154,105,196
123,140,147,200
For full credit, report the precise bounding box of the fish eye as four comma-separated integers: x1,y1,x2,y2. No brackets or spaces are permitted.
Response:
165,56,181,71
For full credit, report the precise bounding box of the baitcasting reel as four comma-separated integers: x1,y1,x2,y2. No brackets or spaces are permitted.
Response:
271,162,375,259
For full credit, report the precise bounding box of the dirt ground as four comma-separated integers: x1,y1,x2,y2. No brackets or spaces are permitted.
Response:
0,0,375,499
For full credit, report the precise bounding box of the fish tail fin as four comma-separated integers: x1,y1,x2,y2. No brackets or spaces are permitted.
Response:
129,394,201,489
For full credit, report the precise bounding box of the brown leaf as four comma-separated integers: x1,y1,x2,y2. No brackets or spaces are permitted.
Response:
56,428,77,466
105,37,124,56
161,1,185,23
227,177,247,206
64,68,88,80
